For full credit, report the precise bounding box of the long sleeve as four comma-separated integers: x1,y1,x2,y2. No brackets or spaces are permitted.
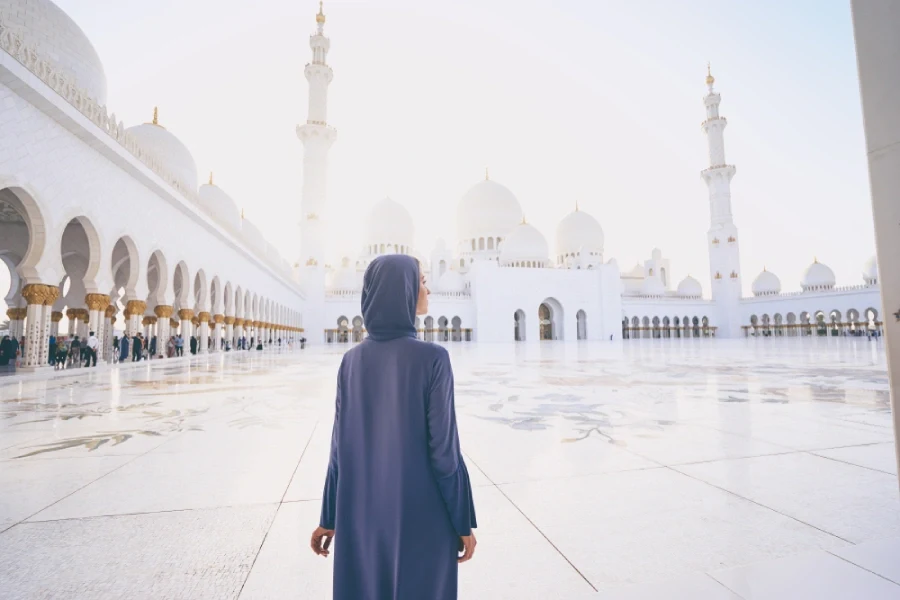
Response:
426,349,477,536
319,363,342,529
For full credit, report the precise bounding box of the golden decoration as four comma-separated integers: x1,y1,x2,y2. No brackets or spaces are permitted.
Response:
199,312,211,323
224,316,235,325
213,314,225,324
714,272,722,280
147,316,158,324
75,308,90,321
125,300,147,318
712,238,719,245
153,305,174,319
142,317,152,326
105,305,117,318
66,308,76,319
85,293,111,311
727,235,736,243
191,317,200,326
22,284,59,306
178,309,194,320
208,172,214,186
306,257,318,266
51,311,63,323
316,0,326,25
706,62,715,87
306,213,319,220
730,271,738,279
6,307,19,319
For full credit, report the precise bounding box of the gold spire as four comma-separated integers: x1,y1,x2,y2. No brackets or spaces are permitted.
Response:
814,256,818,263
241,208,245,220
705,63,715,87
521,214,526,225
208,172,214,186
152,106,159,125
485,166,489,181
575,199,579,212
316,1,326,24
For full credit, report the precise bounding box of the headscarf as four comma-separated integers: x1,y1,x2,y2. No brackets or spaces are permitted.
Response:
361,254,419,342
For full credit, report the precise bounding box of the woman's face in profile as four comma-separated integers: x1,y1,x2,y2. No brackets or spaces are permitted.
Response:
416,270,430,315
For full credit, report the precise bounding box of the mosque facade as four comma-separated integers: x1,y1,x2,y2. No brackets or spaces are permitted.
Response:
303,7,883,344
0,0,304,370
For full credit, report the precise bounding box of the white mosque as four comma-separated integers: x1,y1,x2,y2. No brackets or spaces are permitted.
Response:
0,1,884,364
302,6,884,343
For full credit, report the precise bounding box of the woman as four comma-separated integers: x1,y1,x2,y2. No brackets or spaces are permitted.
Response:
310,255,477,600
0,335,11,366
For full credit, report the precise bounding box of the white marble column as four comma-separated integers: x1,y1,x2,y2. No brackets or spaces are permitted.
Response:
66,309,76,336
85,294,110,362
198,312,210,354
125,301,146,337
178,309,194,344
212,314,224,352
21,284,58,369
225,316,235,349
154,305,173,358
851,0,900,489
50,311,62,337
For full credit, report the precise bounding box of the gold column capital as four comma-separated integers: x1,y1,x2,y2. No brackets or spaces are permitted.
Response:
75,308,90,321
141,316,152,326
22,283,59,306
154,305,174,319
51,311,63,322
170,318,179,328
213,314,224,324
233,318,244,327
224,316,235,325
124,300,147,318
104,305,117,318
85,293,111,311
191,317,200,326
178,309,194,320
66,308,76,318
198,311,211,323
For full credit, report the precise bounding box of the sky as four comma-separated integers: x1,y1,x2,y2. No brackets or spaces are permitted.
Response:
3,0,875,309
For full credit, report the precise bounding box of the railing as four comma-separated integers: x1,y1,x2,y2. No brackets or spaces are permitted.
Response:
744,283,879,300
0,19,291,278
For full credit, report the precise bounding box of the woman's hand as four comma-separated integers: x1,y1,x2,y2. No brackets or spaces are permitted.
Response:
310,526,335,557
458,532,477,564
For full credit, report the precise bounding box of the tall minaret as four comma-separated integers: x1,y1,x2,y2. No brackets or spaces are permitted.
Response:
297,1,337,269
296,1,337,343
700,65,742,338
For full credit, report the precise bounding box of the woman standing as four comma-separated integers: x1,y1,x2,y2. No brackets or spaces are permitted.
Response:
310,255,477,600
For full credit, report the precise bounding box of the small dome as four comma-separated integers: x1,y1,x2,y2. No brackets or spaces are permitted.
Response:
752,269,781,296
365,197,414,250
640,274,666,296
801,259,836,291
863,255,878,285
329,266,361,291
457,179,523,242
437,270,466,293
499,222,549,266
0,0,108,103
126,116,199,191
199,179,241,232
555,209,604,260
676,275,702,298
624,263,644,278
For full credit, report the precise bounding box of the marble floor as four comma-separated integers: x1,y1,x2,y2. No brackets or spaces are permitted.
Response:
1,338,899,599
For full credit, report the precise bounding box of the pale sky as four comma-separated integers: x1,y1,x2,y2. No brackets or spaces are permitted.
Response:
8,1,876,305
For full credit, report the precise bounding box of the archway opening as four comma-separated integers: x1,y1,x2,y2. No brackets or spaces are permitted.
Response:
514,309,526,341
576,310,587,340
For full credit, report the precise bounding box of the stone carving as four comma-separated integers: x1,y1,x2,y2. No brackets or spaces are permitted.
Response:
22,284,59,306
124,300,147,318
105,305,117,318
85,293,110,311
153,305,174,319
51,311,63,322
224,316,235,325
178,309,194,321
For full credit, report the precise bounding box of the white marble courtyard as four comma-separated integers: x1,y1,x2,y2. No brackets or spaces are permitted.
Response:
1,339,899,599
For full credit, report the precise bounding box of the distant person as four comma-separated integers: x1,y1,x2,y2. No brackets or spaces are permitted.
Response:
55,337,68,369
0,335,11,366
85,331,99,367
132,334,142,362
120,334,130,363
175,334,184,357
69,335,81,367
190,335,197,355
48,333,57,365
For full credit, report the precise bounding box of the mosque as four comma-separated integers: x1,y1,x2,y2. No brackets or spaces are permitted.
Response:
0,1,884,365
301,5,884,343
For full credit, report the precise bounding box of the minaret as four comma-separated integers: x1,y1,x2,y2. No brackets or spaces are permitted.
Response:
701,65,742,338
296,1,337,343
297,0,337,269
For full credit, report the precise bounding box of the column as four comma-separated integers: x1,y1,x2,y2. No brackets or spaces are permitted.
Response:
66,308,76,335
76,308,89,340
142,316,152,341
104,305,116,362
178,309,194,343
851,0,900,489
225,316,235,349
51,311,62,337
85,294,110,361
125,300,146,336
213,314,224,351
154,305,173,358
234,318,244,349
21,284,58,369
198,312,210,354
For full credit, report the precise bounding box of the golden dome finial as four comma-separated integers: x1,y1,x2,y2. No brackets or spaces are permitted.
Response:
705,62,715,87
241,207,245,220
485,166,489,181
209,172,214,186
575,199,579,212
316,1,326,25
521,214,527,225
152,106,159,126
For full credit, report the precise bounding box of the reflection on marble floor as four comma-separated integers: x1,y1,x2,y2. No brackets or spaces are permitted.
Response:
1,339,898,599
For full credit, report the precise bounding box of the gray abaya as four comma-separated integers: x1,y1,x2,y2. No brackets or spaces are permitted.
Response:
320,254,477,600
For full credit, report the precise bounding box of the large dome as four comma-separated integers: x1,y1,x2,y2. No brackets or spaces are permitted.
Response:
676,275,702,298
457,179,523,241
499,222,549,266
199,176,240,232
863,255,878,285
0,0,107,104
126,114,199,191
555,208,604,260
365,197,414,251
801,259,835,291
752,269,781,296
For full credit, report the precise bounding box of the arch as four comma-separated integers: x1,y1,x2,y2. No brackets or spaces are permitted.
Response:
193,269,208,311
451,316,462,342
224,281,234,315
209,276,222,314
0,186,48,278
576,309,587,340
61,216,102,292
337,314,349,343
865,307,879,331
438,316,449,342
352,315,364,342
173,261,191,311
487,237,495,250
478,238,485,251
146,250,169,306
234,285,244,317
514,309,526,341
110,236,140,300
539,297,564,340
424,315,434,342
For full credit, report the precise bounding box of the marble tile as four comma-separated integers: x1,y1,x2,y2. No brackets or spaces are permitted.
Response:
813,442,898,475
500,467,848,590
0,504,277,600
675,453,900,543
594,573,742,600
0,455,132,531
709,550,900,599
831,536,900,585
